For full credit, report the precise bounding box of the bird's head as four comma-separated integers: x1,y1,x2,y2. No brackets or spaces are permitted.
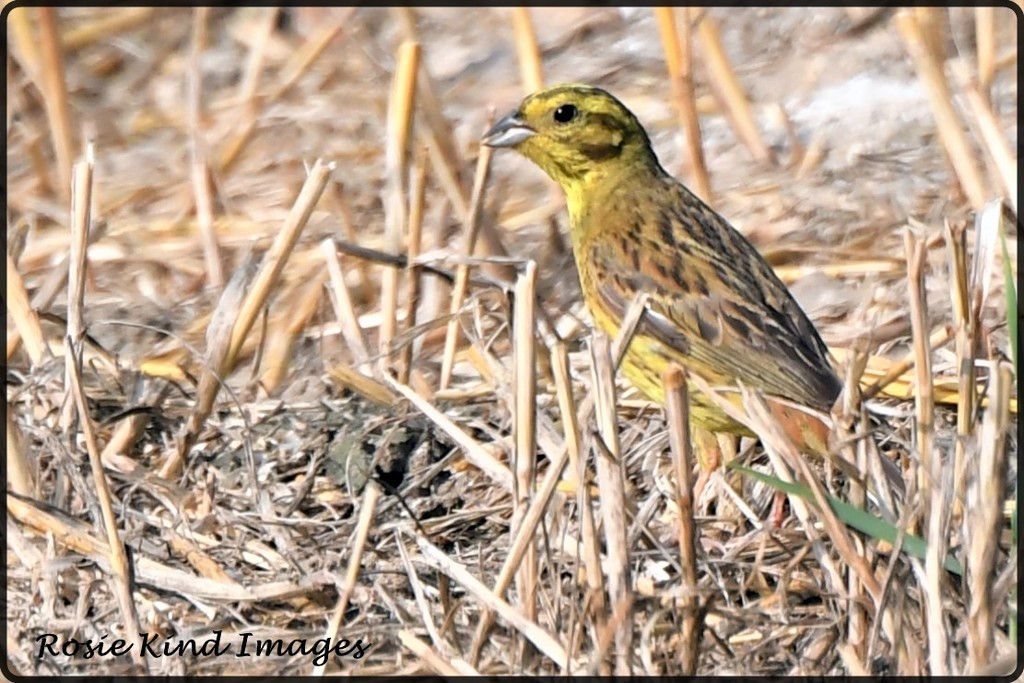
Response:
483,85,658,192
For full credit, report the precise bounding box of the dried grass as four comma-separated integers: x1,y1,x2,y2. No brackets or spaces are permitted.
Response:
5,7,1017,677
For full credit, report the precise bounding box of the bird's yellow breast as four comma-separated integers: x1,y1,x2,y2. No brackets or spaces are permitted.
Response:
576,243,743,433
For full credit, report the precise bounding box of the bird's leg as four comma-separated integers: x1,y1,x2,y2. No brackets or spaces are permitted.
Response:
692,429,744,513
692,428,723,505
770,492,787,528
693,427,721,472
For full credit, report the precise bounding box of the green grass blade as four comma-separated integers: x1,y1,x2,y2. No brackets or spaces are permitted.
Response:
731,463,964,576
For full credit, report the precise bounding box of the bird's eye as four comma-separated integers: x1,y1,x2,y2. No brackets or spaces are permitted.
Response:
553,104,578,123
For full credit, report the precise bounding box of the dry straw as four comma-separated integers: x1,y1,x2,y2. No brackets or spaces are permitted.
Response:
589,333,633,675
654,7,711,202
693,10,774,165
36,8,74,201
393,8,471,222
512,8,545,95
896,9,987,209
439,134,495,389
315,481,381,677
380,41,420,366
512,262,540,640
189,7,224,288
165,160,333,477
661,365,700,675
6,251,47,364
5,7,1016,677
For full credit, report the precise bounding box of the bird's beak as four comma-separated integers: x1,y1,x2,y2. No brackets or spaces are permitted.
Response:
482,112,535,148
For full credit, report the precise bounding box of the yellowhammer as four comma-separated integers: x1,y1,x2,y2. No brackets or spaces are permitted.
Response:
483,84,841,457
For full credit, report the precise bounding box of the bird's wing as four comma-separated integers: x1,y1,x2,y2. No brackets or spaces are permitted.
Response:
585,187,841,410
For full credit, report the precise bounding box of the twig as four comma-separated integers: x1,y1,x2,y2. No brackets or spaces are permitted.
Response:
61,153,93,432
767,102,806,170
397,631,470,676
904,228,947,676
439,127,495,389
688,371,886,602
329,182,374,298
416,536,569,670
914,7,948,65
20,124,54,198
313,481,381,676
385,374,513,490
398,151,429,383
550,340,605,656
589,333,633,675
65,356,148,672
321,237,370,370
467,343,579,670
164,252,255,479
944,220,975,521
966,362,1011,671
662,365,701,674
235,8,280,105
60,169,148,671
512,261,539,643
61,7,154,50
860,325,952,401
226,160,333,366
259,268,327,391
394,532,444,651
166,161,333,476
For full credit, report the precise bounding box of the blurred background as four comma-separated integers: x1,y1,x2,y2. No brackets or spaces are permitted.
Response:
7,8,1017,368
6,7,1018,677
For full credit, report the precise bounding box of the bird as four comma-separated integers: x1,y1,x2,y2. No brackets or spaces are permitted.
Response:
482,84,843,459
